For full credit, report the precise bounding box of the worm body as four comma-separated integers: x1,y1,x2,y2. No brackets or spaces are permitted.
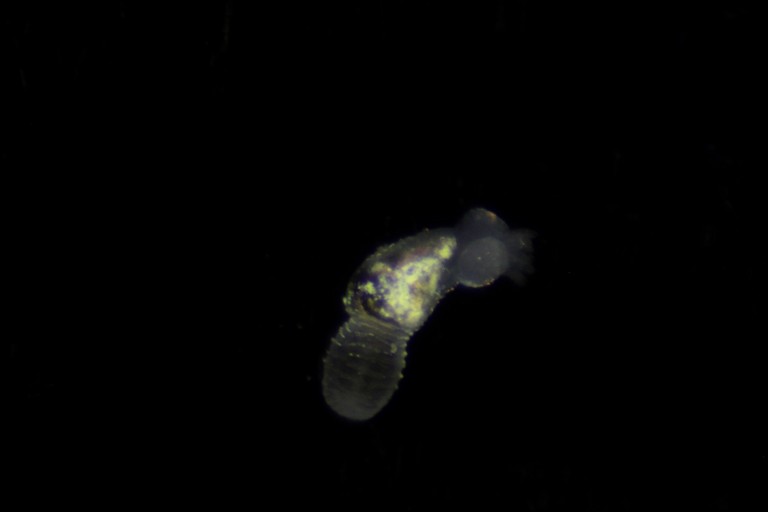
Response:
322,209,533,421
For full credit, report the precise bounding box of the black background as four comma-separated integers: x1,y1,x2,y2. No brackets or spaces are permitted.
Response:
6,1,764,510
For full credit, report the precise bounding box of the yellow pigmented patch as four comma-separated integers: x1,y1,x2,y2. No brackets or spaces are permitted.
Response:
371,262,391,274
375,252,448,329
436,238,456,260
427,268,439,291
347,235,459,329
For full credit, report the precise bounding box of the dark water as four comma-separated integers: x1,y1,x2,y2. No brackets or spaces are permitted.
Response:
7,2,763,510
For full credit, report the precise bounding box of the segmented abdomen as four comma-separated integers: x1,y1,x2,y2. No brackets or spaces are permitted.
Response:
321,313,410,421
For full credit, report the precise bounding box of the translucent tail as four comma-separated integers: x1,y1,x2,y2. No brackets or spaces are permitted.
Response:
322,314,410,421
